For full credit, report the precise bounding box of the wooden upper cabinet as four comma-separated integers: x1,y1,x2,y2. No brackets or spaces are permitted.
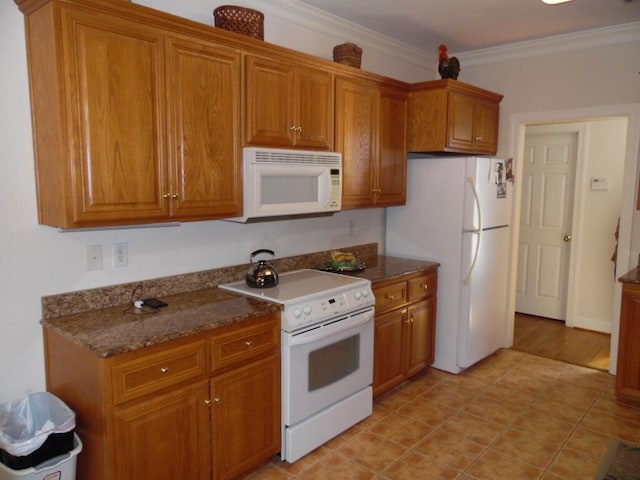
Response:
59,9,169,226
408,79,503,155
19,1,242,228
336,77,407,209
245,54,334,150
377,85,408,206
335,76,378,208
166,37,242,220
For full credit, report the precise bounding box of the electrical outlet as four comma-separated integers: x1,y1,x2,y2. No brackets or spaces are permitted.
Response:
86,245,103,271
112,242,128,268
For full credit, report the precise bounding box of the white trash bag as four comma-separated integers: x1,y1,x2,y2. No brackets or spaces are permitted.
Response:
0,392,75,457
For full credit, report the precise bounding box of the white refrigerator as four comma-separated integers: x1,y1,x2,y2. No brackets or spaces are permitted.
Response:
386,156,513,374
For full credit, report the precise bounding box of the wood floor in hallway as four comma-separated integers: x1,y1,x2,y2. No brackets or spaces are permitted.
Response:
511,313,611,371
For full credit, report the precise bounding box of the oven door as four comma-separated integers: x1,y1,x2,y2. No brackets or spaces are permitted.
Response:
282,307,374,426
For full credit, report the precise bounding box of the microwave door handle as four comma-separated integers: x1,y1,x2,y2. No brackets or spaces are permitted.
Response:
288,310,372,346
318,169,330,206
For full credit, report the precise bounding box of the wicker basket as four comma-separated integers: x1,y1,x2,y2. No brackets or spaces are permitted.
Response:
214,5,264,40
333,43,362,68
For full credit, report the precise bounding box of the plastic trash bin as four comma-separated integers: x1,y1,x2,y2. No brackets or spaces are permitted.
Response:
0,392,76,476
0,434,82,480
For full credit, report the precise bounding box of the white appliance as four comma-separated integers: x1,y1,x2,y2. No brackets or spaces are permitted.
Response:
386,156,512,374
218,269,375,462
225,147,342,222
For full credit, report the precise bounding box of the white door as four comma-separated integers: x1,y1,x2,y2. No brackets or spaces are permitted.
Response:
516,132,577,320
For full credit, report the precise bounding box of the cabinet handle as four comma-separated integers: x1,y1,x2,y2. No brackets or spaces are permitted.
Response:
410,317,415,324
245,340,253,347
171,194,179,199
214,397,222,404
162,193,170,199
422,284,428,290
296,126,303,134
386,294,397,300
372,188,382,194
160,367,169,374
204,399,211,407
289,126,297,133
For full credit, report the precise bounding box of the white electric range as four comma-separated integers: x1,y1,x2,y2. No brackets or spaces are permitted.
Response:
219,269,375,463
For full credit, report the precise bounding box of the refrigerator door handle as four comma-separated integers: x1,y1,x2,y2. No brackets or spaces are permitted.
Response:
463,177,482,285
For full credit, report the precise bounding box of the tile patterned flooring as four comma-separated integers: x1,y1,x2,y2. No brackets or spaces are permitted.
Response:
244,349,640,480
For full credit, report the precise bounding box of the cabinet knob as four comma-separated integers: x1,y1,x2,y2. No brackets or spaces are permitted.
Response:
214,397,222,404
160,367,169,374
296,126,303,134
204,399,211,407
245,340,253,347
422,284,428,290
171,194,179,199
372,188,382,194
162,193,170,199
386,294,397,300
289,126,297,133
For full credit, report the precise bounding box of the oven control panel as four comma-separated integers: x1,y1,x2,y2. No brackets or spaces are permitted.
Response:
282,285,375,332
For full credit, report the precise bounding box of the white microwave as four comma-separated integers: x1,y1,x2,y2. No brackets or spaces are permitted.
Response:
225,147,342,223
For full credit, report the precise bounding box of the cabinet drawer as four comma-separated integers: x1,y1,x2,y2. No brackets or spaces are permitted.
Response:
210,318,279,373
408,272,437,302
374,281,407,314
111,339,208,404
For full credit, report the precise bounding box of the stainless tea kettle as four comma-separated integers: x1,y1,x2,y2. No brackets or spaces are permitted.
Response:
246,249,279,288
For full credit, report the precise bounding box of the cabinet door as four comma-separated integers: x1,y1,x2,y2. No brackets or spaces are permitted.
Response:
211,355,281,480
335,77,378,209
245,55,296,147
63,10,169,224
616,285,640,405
111,380,211,480
377,85,407,206
373,308,407,397
166,37,242,219
473,100,500,154
447,91,476,152
405,298,437,377
295,65,334,150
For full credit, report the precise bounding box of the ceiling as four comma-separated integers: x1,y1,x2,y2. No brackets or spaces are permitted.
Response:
296,0,640,54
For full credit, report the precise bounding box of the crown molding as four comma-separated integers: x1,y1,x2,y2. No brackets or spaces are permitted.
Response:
247,0,431,72
456,22,640,66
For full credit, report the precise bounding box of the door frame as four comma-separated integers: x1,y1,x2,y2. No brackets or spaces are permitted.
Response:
505,103,640,375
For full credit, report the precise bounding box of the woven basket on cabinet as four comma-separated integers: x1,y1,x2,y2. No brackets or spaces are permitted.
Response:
333,43,362,68
213,5,264,40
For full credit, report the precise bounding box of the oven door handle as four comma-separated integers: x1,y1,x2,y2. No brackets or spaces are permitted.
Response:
288,310,373,347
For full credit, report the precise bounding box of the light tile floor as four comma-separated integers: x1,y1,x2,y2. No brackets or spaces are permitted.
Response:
243,349,640,480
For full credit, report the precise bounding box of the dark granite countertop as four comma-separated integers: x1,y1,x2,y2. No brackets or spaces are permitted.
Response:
44,288,281,358
619,267,640,284
345,255,439,283
42,251,438,359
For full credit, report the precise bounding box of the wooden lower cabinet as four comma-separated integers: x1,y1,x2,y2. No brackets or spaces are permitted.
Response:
373,270,437,397
111,381,212,480
616,283,640,406
211,355,280,480
44,314,280,480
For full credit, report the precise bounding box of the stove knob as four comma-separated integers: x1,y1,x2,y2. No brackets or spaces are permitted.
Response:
293,308,302,318
303,305,312,315
362,289,370,297
353,291,362,300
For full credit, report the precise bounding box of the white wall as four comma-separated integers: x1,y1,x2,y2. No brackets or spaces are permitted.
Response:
0,0,427,402
573,118,628,332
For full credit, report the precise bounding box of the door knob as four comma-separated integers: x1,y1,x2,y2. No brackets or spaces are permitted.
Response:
563,234,572,242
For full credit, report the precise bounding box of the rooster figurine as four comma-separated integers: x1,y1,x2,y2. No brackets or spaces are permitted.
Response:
438,44,460,80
